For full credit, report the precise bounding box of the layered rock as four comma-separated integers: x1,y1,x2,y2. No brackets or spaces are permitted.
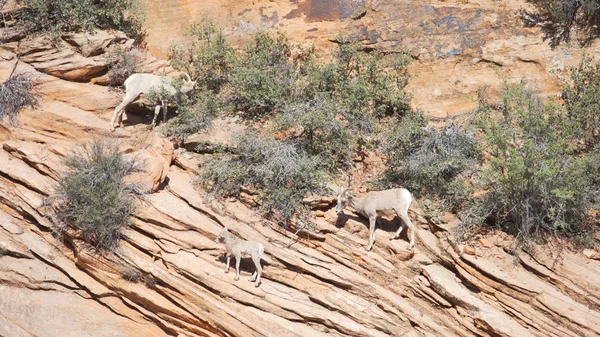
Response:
0,66,599,336
1,1,600,336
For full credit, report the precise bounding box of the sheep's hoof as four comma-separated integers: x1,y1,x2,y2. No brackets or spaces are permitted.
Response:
249,277,256,282
234,276,239,281
224,269,229,274
254,282,260,288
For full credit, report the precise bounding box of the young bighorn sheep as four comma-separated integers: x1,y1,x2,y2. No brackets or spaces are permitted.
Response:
215,227,264,287
109,73,196,131
336,187,417,251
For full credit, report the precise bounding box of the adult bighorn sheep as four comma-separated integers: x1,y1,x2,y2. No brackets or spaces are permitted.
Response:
336,185,417,251
215,227,264,287
109,73,196,131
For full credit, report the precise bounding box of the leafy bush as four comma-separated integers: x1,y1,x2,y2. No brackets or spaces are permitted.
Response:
563,55,600,149
200,134,328,223
277,95,353,171
52,139,143,252
106,45,143,86
469,81,600,245
228,31,296,118
0,73,39,123
168,20,234,92
15,0,144,38
164,90,220,141
383,111,480,208
170,25,415,222
523,0,600,46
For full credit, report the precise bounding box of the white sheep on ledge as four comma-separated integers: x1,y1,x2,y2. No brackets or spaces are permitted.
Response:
215,227,264,287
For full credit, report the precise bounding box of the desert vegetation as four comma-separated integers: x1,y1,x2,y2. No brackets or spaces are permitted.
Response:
165,21,415,225
7,5,594,253
0,72,38,123
106,45,144,87
459,81,600,247
14,0,144,39
51,139,143,252
162,20,599,250
524,0,600,46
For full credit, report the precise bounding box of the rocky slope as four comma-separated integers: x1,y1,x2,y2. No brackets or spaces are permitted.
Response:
1,1,600,337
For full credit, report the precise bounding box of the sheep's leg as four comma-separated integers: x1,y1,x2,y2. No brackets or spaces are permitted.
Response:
398,210,416,249
234,256,241,281
150,104,161,129
110,93,139,131
225,255,230,273
393,208,405,239
110,103,123,131
250,255,262,287
366,216,377,251
161,99,167,124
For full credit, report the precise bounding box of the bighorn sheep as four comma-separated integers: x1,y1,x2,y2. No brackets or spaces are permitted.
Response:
336,187,417,251
215,227,264,287
109,73,196,131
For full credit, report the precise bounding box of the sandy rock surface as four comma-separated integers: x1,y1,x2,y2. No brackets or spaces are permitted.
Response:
1,1,600,336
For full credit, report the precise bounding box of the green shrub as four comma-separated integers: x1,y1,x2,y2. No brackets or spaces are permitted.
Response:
563,55,600,149
0,74,39,124
468,81,600,245
277,95,353,171
200,134,328,223
173,24,415,223
106,45,143,86
228,31,296,118
168,20,234,92
300,35,412,133
524,0,600,46
15,0,144,38
383,111,480,208
52,139,142,252
164,90,220,141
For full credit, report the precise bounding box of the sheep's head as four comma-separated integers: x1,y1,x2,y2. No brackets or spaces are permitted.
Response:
179,72,196,94
181,80,196,94
215,227,229,243
336,188,352,215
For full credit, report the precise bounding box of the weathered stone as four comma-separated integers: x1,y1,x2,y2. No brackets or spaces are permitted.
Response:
583,249,600,260
463,245,476,255
0,2,599,337
63,30,127,57
479,238,494,248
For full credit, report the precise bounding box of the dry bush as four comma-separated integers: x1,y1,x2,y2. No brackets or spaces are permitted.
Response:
0,73,38,123
51,139,144,252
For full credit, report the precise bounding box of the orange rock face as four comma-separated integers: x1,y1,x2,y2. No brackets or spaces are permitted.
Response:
1,1,600,337
140,0,598,118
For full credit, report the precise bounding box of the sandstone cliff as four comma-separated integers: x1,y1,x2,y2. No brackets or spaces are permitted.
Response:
1,1,600,337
